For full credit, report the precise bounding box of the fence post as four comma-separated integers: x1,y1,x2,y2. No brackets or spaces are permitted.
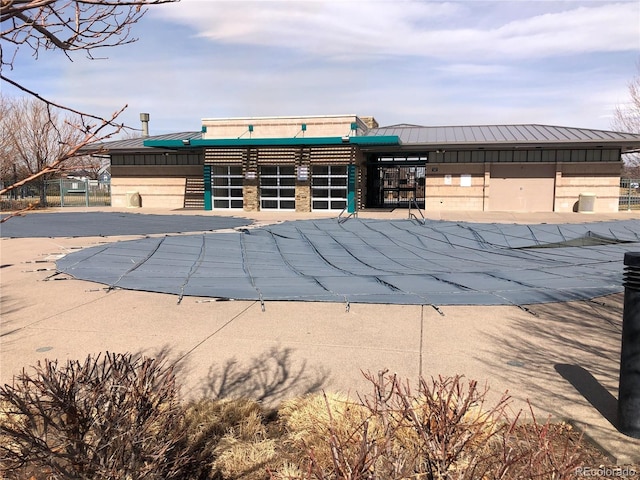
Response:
60,178,65,207
85,179,89,207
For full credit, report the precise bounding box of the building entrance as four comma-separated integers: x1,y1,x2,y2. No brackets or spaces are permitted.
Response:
368,164,425,208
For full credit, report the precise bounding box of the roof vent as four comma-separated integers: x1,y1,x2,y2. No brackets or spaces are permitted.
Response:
140,113,150,138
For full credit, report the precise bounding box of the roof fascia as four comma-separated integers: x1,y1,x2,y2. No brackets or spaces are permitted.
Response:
143,136,400,148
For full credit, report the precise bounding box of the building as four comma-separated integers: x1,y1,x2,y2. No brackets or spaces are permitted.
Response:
98,114,640,213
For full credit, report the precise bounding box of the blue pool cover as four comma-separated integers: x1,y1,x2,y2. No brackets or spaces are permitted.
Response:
0,212,250,237
56,218,640,306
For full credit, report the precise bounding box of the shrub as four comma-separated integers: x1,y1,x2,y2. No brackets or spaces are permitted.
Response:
279,391,379,476
0,352,188,480
272,371,589,480
182,397,276,480
0,357,602,480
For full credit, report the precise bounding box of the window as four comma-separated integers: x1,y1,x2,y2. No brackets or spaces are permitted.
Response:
212,165,243,209
312,165,348,210
260,165,296,210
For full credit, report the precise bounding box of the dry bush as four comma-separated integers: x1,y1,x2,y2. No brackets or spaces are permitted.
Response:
183,397,278,480
0,354,598,480
271,371,590,480
213,406,278,480
0,352,188,480
279,391,378,473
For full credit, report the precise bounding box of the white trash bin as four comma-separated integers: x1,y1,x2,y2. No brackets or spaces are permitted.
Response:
577,193,596,213
126,191,141,208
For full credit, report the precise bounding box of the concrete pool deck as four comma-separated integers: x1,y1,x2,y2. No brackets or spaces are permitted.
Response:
2,206,640,464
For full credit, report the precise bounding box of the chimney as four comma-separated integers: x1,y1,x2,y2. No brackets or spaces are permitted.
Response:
359,116,379,129
140,113,150,138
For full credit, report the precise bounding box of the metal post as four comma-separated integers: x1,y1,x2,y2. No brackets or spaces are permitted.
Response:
619,252,640,438
203,165,212,211
84,179,89,207
60,178,64,207
347,164,356,214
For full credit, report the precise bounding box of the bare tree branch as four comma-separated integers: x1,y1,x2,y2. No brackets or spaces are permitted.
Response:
0,0,175,209
0,99,125,198
1,73,126,128
1,0,174,60
613,63,640,171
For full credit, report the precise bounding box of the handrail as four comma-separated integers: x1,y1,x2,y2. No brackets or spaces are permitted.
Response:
338,206,357,224
408,198,426,225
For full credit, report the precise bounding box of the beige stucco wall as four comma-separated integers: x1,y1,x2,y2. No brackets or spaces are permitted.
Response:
424,164,485,211
110,166,202,209
202,115,367,140
554,162,621,213
109,156,621,214
420,161,620,213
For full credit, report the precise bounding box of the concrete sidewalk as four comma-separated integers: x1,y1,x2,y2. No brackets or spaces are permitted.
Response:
2,207,640,464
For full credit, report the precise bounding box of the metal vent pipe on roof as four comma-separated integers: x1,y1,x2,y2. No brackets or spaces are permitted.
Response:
140,113,150,138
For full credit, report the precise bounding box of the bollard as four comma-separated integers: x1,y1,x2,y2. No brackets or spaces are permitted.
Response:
618,252,640,438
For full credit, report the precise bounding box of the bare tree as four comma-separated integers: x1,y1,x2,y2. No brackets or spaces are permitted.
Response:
1,0,173,69
0,0,175,201
0,95,96,205
614,64,640,174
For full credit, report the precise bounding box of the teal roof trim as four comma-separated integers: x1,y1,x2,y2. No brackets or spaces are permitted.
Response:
349,135,400,145
143,135,400,148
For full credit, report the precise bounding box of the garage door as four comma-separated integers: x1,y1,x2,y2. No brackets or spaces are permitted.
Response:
489,164,555,212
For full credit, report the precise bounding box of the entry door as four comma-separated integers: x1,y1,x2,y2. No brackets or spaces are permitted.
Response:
489,164,555,212
374,165,425,208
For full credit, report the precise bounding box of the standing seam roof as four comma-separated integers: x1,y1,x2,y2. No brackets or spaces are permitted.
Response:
366,124,640,145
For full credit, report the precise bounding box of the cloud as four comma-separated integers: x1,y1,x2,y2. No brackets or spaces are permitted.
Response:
5,0,637,134
152,0,639,60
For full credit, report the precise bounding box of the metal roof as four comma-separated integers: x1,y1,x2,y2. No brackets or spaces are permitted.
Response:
90,132,202,153
89,124,640,153
365,124,640,150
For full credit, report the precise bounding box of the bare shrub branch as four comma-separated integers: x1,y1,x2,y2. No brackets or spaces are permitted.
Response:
0,0,175,208
0,352,190,479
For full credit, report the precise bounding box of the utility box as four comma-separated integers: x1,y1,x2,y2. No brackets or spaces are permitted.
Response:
578,193,596,213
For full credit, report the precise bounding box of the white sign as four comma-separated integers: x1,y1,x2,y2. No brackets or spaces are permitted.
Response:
444,175,452,185
460,174,472,187
297,166,309,181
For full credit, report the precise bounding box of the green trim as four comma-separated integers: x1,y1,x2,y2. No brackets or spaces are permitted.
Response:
143,135,400,149
203,165,212,211
349,136,400,145
347,164,357,214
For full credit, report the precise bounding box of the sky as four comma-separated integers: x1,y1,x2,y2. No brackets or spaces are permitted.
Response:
4,0,640,135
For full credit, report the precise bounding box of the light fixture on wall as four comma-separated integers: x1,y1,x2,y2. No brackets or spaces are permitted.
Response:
238,124,254,139
182,139,190,146
294,123,307,138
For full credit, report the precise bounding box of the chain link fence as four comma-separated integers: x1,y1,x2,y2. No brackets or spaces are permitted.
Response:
1,178,110,210
620,178,640,211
